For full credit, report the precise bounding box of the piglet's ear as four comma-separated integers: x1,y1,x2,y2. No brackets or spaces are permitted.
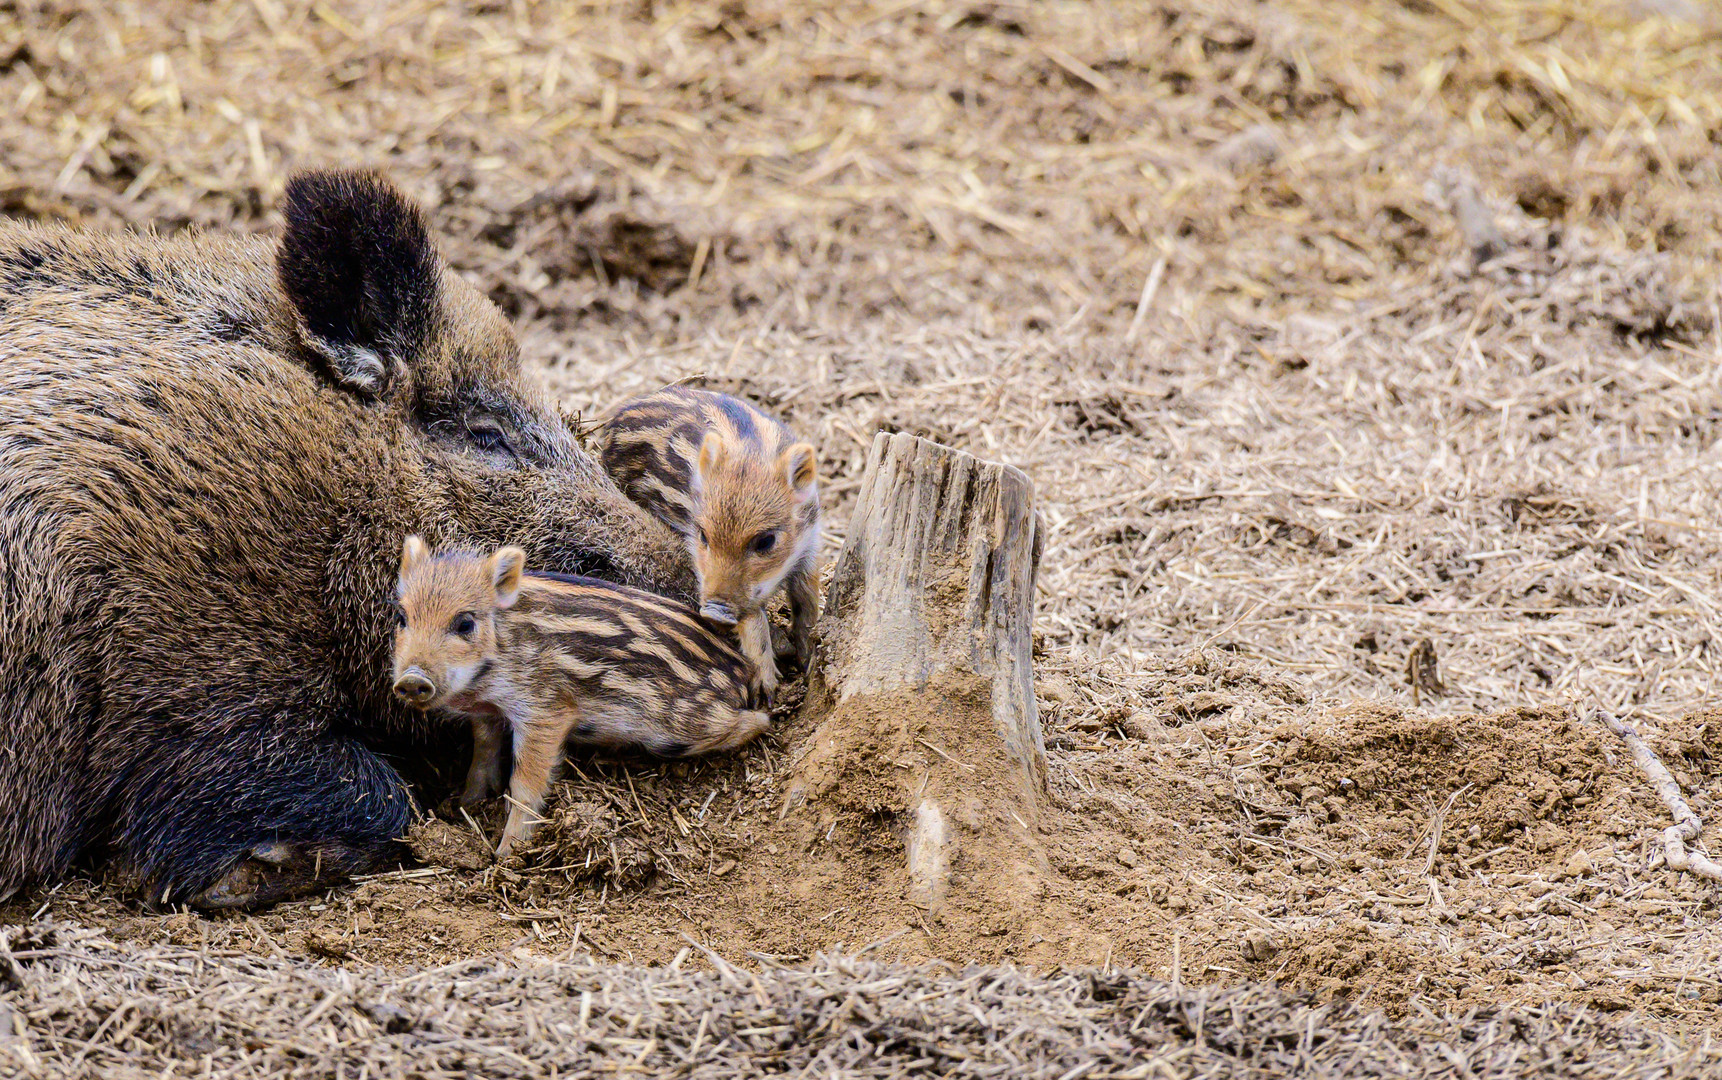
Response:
695,431,727,489
782,443,818,498
400,534,430,577
489,547,527,609
277,170,441,399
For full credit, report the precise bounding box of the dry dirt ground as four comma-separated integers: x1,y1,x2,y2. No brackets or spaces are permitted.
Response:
5,0,1722,1074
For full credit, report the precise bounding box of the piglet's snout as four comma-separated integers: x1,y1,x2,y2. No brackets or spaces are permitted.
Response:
699,600,738,626
393,670,437,706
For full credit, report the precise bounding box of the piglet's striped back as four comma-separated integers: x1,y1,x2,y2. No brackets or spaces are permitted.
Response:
591,384,796,537
507,570,757,709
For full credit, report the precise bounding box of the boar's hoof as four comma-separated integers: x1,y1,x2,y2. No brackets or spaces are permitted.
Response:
190,860,276,910
249,841,296,866
191,846,328,910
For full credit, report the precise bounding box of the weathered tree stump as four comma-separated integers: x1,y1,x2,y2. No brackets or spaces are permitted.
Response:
784,433,1046,918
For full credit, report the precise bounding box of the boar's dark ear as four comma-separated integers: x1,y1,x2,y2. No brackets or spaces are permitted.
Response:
277,170,441,398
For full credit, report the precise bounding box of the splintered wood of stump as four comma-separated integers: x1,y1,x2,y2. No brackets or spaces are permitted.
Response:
786,432,1045,917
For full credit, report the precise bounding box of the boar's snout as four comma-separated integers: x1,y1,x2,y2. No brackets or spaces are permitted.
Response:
393,670,437,707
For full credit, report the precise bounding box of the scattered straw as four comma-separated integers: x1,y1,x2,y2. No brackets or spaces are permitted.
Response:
1,925,1713,1079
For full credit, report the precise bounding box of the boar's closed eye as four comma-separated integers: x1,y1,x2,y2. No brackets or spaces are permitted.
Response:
466,419,516,460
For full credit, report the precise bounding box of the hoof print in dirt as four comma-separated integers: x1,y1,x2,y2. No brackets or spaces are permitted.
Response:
536,798,660,890
407,819,494,872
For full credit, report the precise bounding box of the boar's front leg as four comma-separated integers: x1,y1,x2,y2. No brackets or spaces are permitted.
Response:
107,722,416,910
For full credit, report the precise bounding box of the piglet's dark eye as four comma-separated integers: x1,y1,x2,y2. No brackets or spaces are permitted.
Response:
751,531,778,556
393,608,407,629
697,527,710,547
452,613,477,638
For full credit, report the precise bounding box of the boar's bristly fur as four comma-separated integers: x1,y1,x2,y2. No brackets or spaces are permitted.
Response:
0,168,694,909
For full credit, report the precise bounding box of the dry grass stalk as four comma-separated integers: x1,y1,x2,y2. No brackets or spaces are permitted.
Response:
1599,708,1722,882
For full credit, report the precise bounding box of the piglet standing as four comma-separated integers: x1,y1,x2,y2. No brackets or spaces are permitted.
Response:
591,385,822,699
390,536,770,856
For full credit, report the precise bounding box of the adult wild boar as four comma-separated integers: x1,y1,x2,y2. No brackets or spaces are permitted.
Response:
0,170,693,908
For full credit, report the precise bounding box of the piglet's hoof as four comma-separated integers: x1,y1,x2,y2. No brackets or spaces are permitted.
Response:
192,843,327,911
747,681,777,711
773,627,812,672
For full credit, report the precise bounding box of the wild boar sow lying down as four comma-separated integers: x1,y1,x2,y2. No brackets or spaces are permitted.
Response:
390,537,770,857
0,169,693,909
